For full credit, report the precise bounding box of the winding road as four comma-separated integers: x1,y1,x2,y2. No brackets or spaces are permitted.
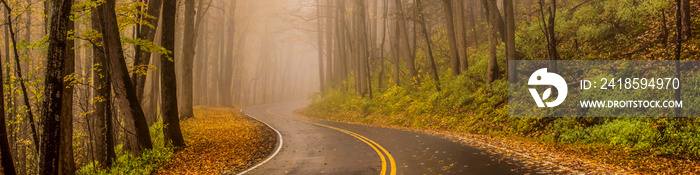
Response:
240,102,539,175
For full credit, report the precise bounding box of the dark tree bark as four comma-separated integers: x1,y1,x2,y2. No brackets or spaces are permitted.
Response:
97,0,153,154
161,0,186,148
417,0,441,91
180,0,196,120
486,0,499,84
675,0,682,117
132,0,162,99
90,8,116,168
441,0,461,76
680,0,691,40
59,13,75,175
505,0,516,83
39,0,72,174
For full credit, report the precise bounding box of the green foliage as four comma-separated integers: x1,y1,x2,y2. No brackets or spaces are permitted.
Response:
77,120,173,175
306,0,700,159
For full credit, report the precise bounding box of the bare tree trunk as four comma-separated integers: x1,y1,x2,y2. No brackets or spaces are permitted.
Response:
336,0,349,88
58,14,75,175
680,0,690,40
378,0,388,90
505,0,516,83
161,0,185,149
469,0,479,47
453,0,468,72
486,0,499,84
539,0,559,71
395,0,417,83
179,0,196,120
325,0,334,89
219,0,237,107
39,0,72,173
441,0,461,76
316,0,325,92
97,0,153,154
417,0,441,91
391,0,400,86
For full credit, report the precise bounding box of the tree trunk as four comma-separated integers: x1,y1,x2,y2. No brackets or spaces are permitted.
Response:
161,0,186,149
486,0,499,84
39,0,72,173
179,0,195,120
391,0,400,86
453,0,468,72
317,0,325,92
325,0,334,88
97,0,153,154
0,15,16,173
395,0,417,83
1,0,39,153
132,0,162,100
418,0,441,91
441,0,461,76
505,0,516,83
58,14,75,175
219,0,237,107
90,7,116,168
680,0,690,40
539,0,559,71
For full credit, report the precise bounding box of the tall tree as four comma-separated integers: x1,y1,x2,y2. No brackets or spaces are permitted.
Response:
132,0,162,99
0,16,16,173
505,0,516,83
59,10,75,175
161,0,186,148
391,0,400,86
325,0,334,88
219,0,237,107
39,0,72,173
417,0,441,91
1,0,39,153
539,0,559,71
441,0,461,76
316,0,325,92
453,0,468,72
91,7,116,168
180,0,196,120
394,0,417,83
485,0,499,84
680,0,690,39
97,0,153,154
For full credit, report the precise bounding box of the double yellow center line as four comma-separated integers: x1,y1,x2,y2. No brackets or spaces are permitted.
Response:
265,109,397,175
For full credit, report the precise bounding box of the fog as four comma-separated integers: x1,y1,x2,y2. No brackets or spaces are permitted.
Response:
183,0,322,106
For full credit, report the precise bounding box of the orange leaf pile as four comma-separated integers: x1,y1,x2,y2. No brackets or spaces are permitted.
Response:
156,106,276,174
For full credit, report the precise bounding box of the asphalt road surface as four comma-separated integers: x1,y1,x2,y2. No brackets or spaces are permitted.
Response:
239,102,539,175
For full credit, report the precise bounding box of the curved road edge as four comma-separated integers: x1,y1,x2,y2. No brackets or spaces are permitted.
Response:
236,108,284,175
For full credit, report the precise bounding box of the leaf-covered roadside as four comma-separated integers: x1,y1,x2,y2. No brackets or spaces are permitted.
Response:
156,106,276,174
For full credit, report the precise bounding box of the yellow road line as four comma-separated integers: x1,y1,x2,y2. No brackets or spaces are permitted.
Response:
265,109,396,175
